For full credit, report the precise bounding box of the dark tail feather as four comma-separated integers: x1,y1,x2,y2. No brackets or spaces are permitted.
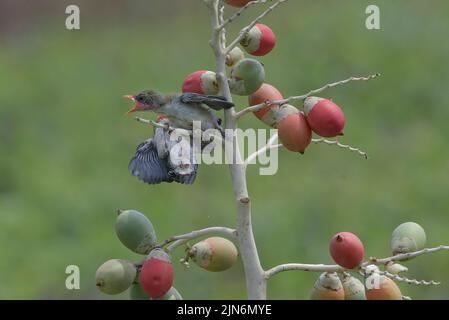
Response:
203,95,235,110
128,140,172,185
168,164,198,185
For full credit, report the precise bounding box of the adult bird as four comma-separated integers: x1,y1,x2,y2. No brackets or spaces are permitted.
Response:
128,118,200,185
124,90,234,133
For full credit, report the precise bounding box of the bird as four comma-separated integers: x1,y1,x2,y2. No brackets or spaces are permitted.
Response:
124,90,234,133
128,118,200,185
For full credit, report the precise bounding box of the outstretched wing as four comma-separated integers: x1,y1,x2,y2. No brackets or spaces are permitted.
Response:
128,139,172,185
180,93,234,111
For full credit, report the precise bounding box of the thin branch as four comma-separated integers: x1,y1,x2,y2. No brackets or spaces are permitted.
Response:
362,245,449,266
225,0,288,54
312,138,369,160
161,227,237,252
265,263,344,279
265,245,449,279
244,136,368,161
135,117,176,131
379,270,440,286
235,73,381,119
244,132,278,167
217,0,268,30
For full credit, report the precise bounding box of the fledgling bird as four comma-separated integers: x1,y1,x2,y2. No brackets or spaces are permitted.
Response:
128,118,199,185
125,90,234,132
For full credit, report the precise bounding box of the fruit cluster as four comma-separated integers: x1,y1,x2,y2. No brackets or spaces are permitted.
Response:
96,209,238,299
181,15,346,154
310,222,427,300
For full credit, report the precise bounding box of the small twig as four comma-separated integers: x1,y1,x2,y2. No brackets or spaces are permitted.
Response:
235,73,380,119
217,0,268,30
265,245,449,279
265,263,345,279
312,138,369,160
362,245,449,266
135,117,176,131
244,132,278,167
225,0,288,54
379,270,440,286
154,227,238,253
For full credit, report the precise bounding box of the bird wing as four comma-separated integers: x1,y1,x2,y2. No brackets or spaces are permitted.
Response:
179,93,234,111
169,164,198,185
128,139,172,185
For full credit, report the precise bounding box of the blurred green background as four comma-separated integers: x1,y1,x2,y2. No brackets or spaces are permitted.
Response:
0,0,448,299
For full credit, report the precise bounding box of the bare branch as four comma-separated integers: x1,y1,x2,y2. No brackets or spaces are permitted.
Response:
225,0,289,54
362,245,449,266
154,227,237,253
379,270,440,286
312,138,369,160
265,245,449,279
244,132,278,167
246,136,368,161
265,263,344,279
235,73,380,119
217,0,268,30
135,117,175,131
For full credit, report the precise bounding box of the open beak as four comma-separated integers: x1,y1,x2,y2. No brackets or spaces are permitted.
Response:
123,95,139,114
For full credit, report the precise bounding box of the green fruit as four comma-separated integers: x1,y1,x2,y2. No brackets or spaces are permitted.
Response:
115,209,157,254
391,222,426,255
310,272,344,300
154,287,183,300
129,282,150,300
96,259,136,295
226,47,245,67
229,58,265,96
191,237,238,272
341,275,366,300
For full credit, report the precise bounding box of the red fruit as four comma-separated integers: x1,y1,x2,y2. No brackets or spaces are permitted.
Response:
139,249,173,299
240,23,277,56
304,97,345,138
249,83,284,120
182,70,218,95
224,0,252,7
277,112,312,153
329,232,364,269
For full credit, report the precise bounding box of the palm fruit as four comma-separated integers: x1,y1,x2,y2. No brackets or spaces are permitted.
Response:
115,209,157,255
229,58,265,96
226,47,245,67
391,222,426,255
310,272,345,300
129,282,150,300
304,97,345,137
385,262,408,274
182,70,219,95
96,259,137,295
140,249,173,298
191,237,238,272
329,232,365,269
224,0,252,7
277,112,312,153
366,276,402,300
248,83,284,126
240,23,276,56
341,275,366,300
155,287,183,300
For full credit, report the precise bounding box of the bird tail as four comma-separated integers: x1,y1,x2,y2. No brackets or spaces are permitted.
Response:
129,139,198,185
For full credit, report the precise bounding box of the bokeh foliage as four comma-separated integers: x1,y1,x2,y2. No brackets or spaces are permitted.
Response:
0,0,448,299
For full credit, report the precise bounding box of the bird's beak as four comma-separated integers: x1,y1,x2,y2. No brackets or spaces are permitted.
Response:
123,95,139,114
